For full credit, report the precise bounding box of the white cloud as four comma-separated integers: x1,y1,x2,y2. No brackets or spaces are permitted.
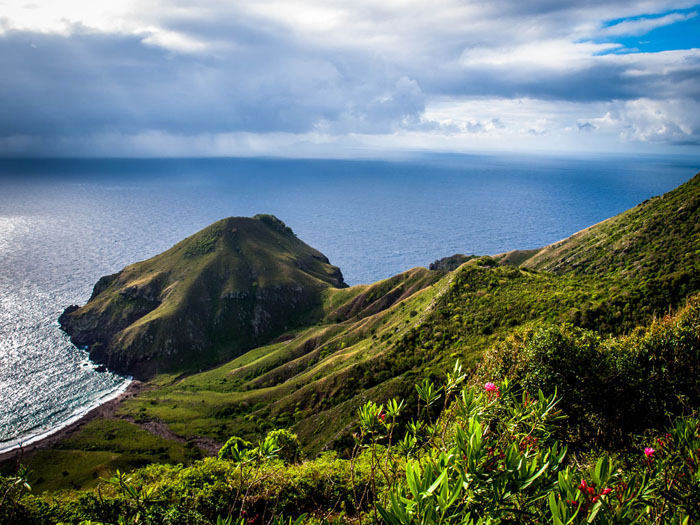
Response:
139,27,208,53
616,98,700,143
459,40,621,70
600,11,697,37
0,1,141,35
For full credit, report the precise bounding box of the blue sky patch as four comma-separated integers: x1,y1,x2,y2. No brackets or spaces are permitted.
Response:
597,6,700,54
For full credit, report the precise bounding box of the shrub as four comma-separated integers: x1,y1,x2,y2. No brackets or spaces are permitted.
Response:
265,429,302,464
477,295,700,448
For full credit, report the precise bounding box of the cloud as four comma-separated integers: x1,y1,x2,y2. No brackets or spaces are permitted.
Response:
0,0,698,156
617,98,700,144
601,11,697,37
0,28,430,138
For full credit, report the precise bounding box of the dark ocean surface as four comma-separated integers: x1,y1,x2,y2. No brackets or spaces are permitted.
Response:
0,154,697,450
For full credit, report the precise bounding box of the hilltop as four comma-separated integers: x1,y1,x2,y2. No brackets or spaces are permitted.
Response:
59,214,345,378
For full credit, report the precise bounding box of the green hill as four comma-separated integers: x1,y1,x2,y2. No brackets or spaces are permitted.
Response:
59,214,346,378
509,172,700,279
7,170,699,512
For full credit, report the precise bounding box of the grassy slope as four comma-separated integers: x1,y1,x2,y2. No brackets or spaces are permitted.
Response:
60,215,346,377
513,172,700,279
21,171,700,490
4,419,196,493
13,294,700,524
116,267,444,451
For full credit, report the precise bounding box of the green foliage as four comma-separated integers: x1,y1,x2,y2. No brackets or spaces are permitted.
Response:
0,464,31,524
7,364,700,524
521,172,700,280
253,214,295,236
378,380,568,524
377,377,700,524
265,429,302,464
479,295,700,447
218,437,252,461
12,172,700,523
185,224,224,257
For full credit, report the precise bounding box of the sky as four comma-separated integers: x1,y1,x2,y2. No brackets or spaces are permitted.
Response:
0,0,699,158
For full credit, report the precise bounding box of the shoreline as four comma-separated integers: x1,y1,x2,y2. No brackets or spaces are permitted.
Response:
0,380,146,464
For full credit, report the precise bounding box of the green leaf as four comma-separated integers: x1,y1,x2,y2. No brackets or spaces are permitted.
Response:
426,469,447,496
406,461,419,499
521,461,550,490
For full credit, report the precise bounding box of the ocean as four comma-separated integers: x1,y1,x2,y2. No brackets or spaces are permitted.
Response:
0,153,697,450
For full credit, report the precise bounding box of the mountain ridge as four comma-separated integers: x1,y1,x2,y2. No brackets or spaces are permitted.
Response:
503,172,700,278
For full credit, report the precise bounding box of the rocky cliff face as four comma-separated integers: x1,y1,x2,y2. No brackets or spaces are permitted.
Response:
59,215,346,378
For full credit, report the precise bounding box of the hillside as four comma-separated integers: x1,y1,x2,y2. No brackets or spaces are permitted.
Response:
59,214,346,378
6,295,700,523
509,172,700,279
4,170,700,509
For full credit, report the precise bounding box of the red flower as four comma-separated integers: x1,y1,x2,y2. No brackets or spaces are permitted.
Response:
578,479,588,491
601,488,612,495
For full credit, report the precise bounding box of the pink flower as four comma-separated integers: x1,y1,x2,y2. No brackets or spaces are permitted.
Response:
484,382,498,392
644,447,655,458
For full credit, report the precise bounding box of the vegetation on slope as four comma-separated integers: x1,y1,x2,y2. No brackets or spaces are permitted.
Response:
3,296,700,523
3,171,699,518
59,215,346,378
115,267,443,454
513,172,700,280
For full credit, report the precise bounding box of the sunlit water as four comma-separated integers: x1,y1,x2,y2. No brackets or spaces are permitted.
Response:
0,154,696,450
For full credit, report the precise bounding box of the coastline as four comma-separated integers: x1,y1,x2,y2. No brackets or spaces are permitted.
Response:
0,380,145,464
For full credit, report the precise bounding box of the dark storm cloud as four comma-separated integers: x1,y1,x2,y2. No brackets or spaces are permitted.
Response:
0,25,425,138
423,58,700,102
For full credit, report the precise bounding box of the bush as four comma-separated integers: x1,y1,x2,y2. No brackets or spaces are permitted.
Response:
477,295,700,448
377,378,700,524
218,436,252,460
265,429,302,464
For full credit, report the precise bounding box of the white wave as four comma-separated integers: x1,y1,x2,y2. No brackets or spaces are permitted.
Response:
0,377,132,455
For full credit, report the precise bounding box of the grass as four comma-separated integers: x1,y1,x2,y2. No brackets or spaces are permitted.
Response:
114,268,444,450
516,172,700,279
19,419,194,492
118,247,700,457
10,296,700,523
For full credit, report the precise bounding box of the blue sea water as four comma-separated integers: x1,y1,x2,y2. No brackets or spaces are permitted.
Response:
0,153,697,449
